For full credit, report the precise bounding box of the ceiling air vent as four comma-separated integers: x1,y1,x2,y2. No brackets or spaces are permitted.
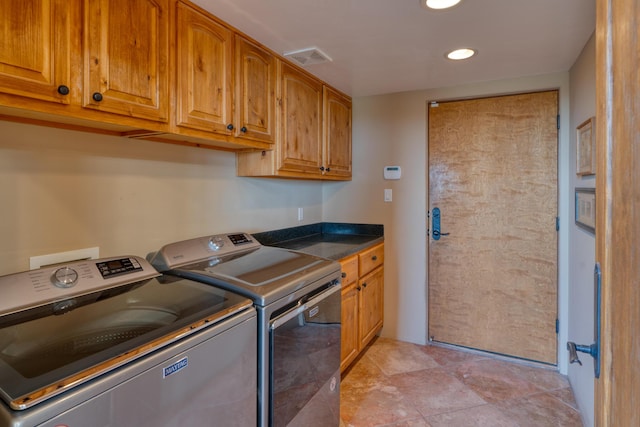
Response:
283,47,332,67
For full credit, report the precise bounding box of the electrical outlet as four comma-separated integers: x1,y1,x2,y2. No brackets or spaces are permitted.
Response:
297,207,304,221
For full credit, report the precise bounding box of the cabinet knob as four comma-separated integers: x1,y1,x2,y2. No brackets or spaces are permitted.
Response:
341,272,347,278
92,92,103,102
57,85,70,95
356,286,361,291
319,166,325,172
362,282,368,288
372,255,377,261
240,126,247,133
227,124,234,130
326,167,331,172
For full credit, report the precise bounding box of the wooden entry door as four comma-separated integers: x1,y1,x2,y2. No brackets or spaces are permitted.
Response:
428,91,559,364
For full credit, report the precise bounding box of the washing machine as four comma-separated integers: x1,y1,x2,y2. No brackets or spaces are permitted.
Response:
0,255,257,426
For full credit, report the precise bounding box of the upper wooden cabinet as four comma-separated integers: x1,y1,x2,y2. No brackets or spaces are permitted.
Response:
236,63,352,180
172,2,275,147
0,0,76,104
279,62,324,174
83,0,170,123
324,86,352,178
0,0,348,159
235,35,276,144
175,2,233,134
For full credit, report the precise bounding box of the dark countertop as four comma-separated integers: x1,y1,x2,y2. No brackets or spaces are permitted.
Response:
252,223,384,261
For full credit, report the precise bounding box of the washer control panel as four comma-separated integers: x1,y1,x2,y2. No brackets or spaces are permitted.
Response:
0,256,159,316
95,257,143,279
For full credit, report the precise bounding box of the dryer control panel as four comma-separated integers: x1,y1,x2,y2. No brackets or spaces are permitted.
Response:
148,233,261,271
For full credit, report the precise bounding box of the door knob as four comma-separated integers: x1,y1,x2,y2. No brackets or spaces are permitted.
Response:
431,207,450,240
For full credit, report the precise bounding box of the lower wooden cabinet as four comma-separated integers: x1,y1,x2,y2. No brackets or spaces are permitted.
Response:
340,242,384,372
341,281,360,372
340,254,359,371
358,266,384,349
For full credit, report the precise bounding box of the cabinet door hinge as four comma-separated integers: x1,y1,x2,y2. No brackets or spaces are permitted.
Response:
557,115,560,130
555,318,559,334
556,217,560,231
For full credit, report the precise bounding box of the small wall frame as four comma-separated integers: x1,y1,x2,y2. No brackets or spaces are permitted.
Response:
576,117,596,176
575,187,596,234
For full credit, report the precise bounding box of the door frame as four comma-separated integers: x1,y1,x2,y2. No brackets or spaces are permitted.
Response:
595,0,640,424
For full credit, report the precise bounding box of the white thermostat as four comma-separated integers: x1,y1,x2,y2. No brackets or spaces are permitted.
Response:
383,166,402,180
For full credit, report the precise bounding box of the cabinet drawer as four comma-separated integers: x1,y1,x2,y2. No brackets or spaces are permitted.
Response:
358,243,384,276
339,255,358,286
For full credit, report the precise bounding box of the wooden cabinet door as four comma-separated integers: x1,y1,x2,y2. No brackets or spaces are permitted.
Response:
235,36,276,143
340,281,359,372
323,87,352,178
279,62,323,175
84,0,169,122
176,2,233,134
0,0,75,104
340,255,359,371
358,267,384,350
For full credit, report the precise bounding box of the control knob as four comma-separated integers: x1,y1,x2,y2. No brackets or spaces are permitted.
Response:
208,236,225,251
51,267,79,288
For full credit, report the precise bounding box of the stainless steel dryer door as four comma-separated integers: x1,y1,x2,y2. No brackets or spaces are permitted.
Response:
269,284,341,427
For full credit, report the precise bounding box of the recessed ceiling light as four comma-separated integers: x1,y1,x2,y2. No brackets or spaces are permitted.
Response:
446,48,476,60
421,0,462,10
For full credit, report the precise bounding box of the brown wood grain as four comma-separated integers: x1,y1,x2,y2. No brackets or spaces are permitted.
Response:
175,2,233,133
84,0,170,122
0,0,73,104
235,35,276,143
324,86,353,177
359,266,384,350
279,62,324,173
428,91,558,364
340,281,359,371
341,254,359,287
595,0,640,424
358,243,384,277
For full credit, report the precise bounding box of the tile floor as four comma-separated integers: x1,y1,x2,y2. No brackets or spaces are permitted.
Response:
340,337,583,427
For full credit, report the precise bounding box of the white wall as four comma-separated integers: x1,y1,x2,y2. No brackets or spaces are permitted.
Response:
568,32,596,427
324,73,573,374
0,121,324,275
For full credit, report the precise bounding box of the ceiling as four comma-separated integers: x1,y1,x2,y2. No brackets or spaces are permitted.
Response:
191,0,596,97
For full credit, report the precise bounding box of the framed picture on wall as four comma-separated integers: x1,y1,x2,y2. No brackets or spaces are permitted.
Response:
576,117,596,176
575,187,596,233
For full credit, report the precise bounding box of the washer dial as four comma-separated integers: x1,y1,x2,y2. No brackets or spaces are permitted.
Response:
52,267,79,288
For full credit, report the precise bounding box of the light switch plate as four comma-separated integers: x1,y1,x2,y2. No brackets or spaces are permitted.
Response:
384,189,392,202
